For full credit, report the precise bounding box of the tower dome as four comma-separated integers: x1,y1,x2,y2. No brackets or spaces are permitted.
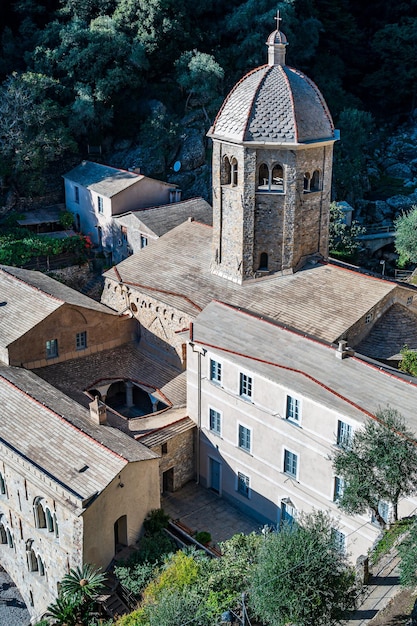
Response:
208,20,335,145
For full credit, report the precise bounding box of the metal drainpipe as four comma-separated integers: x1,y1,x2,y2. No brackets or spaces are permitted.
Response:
196,347,201,485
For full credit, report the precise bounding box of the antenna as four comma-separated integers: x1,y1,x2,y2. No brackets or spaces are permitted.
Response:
173,161,182,172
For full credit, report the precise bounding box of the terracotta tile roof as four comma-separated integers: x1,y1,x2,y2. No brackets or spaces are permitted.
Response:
0,265,116,351
115,197,212,237
103,221,396,343
354,303,417,360
0,366,156,505
192,301,417,428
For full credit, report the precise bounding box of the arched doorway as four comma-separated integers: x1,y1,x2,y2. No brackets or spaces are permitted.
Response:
114,515,127,553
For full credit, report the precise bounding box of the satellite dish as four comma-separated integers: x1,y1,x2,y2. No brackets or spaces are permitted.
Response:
173,161,181,172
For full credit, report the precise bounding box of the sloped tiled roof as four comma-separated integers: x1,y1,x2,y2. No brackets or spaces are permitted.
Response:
0,266,116,350
63,161,144,197
192,301,417,428
354,303,417,360
103,221,397,344
209,64,335,144
0,366,156,505
115,197,212,237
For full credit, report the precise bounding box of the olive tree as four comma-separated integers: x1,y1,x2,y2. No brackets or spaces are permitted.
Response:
249,511,356,626
333,407,417,526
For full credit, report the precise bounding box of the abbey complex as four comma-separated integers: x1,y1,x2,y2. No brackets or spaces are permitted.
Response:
1,20,417,622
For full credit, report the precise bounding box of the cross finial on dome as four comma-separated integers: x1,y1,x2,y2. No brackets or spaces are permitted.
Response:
274,9,282,30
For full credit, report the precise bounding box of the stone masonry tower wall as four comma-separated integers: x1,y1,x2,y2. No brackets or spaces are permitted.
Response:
208,17,338,283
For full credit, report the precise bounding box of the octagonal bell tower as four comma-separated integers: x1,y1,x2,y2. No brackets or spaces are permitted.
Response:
207,15,339,284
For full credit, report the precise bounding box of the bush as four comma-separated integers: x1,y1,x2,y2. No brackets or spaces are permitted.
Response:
194,531,211,545
143,509,170,536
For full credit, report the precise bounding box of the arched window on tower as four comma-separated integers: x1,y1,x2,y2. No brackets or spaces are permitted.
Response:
222,156,231,185
271,164,284,191
257,163,284,192
231,158,238,186
259,253,269,271
311,170,321,191
27,548,38,572
258,163,269,190
303,172,311,192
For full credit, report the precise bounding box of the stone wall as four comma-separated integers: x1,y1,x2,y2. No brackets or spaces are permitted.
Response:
152,428,196,493
102,278,191,368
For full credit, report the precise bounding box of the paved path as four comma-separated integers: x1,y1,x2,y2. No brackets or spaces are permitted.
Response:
162,481,261,546
0,567,30,626
342,551,402,626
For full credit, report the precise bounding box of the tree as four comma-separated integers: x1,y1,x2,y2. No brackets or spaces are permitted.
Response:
399,345,417,377
395,206,417,266
328,201,365,258
249,511,355,626
175,49,224,118
333,408,417,525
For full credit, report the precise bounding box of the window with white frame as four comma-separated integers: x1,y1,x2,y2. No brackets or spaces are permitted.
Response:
140,234,148,248
238,424,251,453
331,528,346,552
46,339,58,359
286,395,300,423
97,196,104,214
76,331,87,350
239,373,252,400
337,420,352,448
237,472,250,497
333,476,345,502
281,498,297,526
372,501,390,526
209,408,221,436
209,359,222,384
283,449,298,478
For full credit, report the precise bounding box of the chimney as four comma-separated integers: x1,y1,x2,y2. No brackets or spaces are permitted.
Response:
335,340,354,360
89,396,107,425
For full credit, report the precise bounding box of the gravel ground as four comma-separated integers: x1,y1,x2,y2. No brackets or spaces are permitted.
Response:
0,567,31,626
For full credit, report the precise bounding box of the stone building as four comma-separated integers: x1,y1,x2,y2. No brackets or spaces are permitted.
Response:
100,17,417,563
0,365,160,621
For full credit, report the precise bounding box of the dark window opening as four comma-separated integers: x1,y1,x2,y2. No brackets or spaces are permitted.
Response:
259,253,268,270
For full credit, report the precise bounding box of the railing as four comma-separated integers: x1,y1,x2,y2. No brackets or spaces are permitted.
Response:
362,224,396,235
394,269,413,281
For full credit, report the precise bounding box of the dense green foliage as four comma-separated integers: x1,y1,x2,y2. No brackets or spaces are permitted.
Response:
249,512,355,626
1,0,415,196
115,521,354,626
333,408,417,525
400,345,417,377
395,207,417,265
328,201,365,258
399,519,417,587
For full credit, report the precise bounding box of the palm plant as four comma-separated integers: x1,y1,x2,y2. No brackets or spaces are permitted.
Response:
46,595,80,625
60,564,106,603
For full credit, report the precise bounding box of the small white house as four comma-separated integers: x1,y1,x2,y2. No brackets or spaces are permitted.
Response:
63,161,180,256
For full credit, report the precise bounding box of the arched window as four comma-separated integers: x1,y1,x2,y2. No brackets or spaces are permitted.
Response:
223,156,231,185
33,497,46,529
257,163,284,192
303,173,311,192
271,164,284,191
54,515,59,538
311,170,320,191
259,253,268,271
46,509,54,533
37,555,45,576
231,158,238,186
0,524,7,544
6,528,13,549
0,472,6,496
27,549,38,572
258,163,269,189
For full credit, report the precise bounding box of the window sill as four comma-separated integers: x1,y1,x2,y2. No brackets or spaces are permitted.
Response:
239,395,253,403
256,190,285,194
237,447,252,456
285,418,301,427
